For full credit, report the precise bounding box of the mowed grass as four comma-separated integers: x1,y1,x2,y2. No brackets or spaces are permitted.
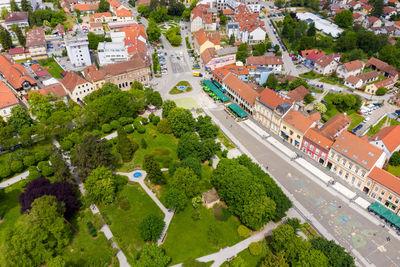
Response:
39,58,64,79
348,113,364,131
98,184,164,263
0,182,24,263
163,205,243,264
234,239,270,266
387,165,400,177
116,124,178,171
173,97,201,109
62,210,117,267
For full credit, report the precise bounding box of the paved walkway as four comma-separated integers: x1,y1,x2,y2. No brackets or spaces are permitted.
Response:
115,171,174,245
0,170,29,188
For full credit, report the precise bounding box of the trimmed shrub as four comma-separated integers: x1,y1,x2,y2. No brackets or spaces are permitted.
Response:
141,117,149,125
151,115,161,126
221,150,228,158
157,118,172,134
60,140,73,151
135,122,146,134
23,155,36,167
102,124,112,133
38,161,53,177
126,117,134,124
10,160,24,173
118,117,129,126
0,165,12,178
35,150,50,162
125,125,134,133
27,166,41,180
237,225,250,238
110,120,120,130
249,242,262,256
87,221,97,237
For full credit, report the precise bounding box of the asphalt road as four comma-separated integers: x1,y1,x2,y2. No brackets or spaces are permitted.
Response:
209,107,400,267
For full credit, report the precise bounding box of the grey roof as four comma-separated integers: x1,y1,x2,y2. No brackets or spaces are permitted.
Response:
216,46,238,56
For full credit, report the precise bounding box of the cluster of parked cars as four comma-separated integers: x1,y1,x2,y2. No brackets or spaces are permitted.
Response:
157,51,168,75
360,103,382,115
269,13,285,18
188,50,199,69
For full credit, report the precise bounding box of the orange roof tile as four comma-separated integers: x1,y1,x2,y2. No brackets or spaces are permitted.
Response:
194,29,208,46
116,8,133,17
223,72,260,106
287,85,309,102
0,54,36,89
369,167,400,194
0,81,18,109
371,125,400,153
304,128,334,150
74,3,98,11
257,88,291,109
94,12,111,18
320,113,351,140
282,109,315,134
344,60,363,72
332,131,384,170
60,71,88,93
36,83,67,98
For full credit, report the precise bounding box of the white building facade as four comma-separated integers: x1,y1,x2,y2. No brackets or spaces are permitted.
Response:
98,41,129,66
65,35,92,68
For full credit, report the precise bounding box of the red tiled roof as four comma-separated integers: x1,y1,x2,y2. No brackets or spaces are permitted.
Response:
8,47,25,55
60,71,88,93
304,128,334,150
5,11,28,22
332,131,384,170
222,9,234,15
353,12,363,19
345,75,361,85
194,29,208,46
369,167,400,194
26,27,45,48
306,50,325,62
258,88,291,109
371,125,400,153
344,60,363,72
0,81,18,109
368,16,380,23
116,8,133,17
74,3,98,11
357,70,379,81
320,113,351,140
246,55,283,66
287,85,309,102
83,65,105,82
362,4,372,10
0,54,36,89
94,12,112,18
283,109,315,134
36,83,67,98
223,72,260,106
200,47,217,64
374,78,395,89
301,49,319,58
30,64,50,78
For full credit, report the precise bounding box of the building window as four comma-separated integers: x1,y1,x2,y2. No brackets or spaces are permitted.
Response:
333,166,337,171
381,190,385,195
310,145,314,150
367,181,371,187
389,195,393,200
342,159,347,166
378,197,382,202
339,170,343,176
304,141,308,147
348,164,352,170
351,177,355,184
361,171,366,177
357,181,361,187
374,186,378,192
345,173,349,179
371,193,376,198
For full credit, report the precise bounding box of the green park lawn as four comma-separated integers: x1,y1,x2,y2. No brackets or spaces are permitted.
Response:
348,113,364,131
367,116,388,136
234,239,270,266
163,204,243,264
299,71,323,80
116,124,178,171
169,81,193,95
62,209,117,266
0,182,24,263
98,183,164,263
217,131,235,150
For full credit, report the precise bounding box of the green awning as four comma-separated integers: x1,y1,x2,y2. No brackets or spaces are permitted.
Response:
369,202,400,228
228,103,248,118
203,80,226,93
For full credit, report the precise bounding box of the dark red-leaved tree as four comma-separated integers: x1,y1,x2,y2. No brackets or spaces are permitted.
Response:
19,178,78,218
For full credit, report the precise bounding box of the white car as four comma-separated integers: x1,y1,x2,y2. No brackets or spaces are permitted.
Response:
363,117,370,123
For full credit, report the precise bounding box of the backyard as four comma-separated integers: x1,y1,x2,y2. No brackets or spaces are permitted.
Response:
98,183,164,264
387,165,400,177
163,204,243,264
39,58,64,79
348,113,364,131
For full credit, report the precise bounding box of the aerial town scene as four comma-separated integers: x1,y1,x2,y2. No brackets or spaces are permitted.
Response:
0,0,400,265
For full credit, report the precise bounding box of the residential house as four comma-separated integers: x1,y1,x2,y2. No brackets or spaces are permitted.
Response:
73,3,98,13
364,167,400,213
60,71,94,102
246,55,283,73
116,8,134,22
286,85,309,103
26,27,47,60
3,11,29,31
361,4,372,14
89,22,104,34
0,54,37,96
7,47,27,61
0,81,19,120
365,78,395,95
202,189,220,209
304,50,325,70
358,70,380,85
254,88,292,134
36,83,68,103
30,64,50,78
92,12,113,23
190,3,218,32
82,65,105,89
52,24,65,37
313,54,340,75
221,72,261,114
344,75,363,89
370,125,400,158
388,0,400,8
280,109,320,148
302,113,351,165
348,1,361,9
200,46,237,71
193,29,220,54
363,16,382,29
353,12,365,24
392,91,400,107
337,60,364,78
327,131,386,189
212,64,249,82
118,25,148,58
366,57,399,80
383,6,397,18
299,49,319,62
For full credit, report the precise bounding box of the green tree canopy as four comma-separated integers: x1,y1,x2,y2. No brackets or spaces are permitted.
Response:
334,10,353,28
170,167,200,198
162,100,177,118
165,187,187,212
138,214,165,242
84,166,117,204
136,244,171,267
168,107,195,137
143,154,165,184
147,18,161,42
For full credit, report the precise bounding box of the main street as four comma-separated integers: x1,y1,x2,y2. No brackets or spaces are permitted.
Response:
206,106,400,267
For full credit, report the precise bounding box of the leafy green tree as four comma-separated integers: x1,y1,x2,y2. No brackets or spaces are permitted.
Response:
8,105,33,133
168,0,185,16
389,151,400,166
138,214,165,242
168,107,195,137
137,5,151,17
72,134,117,179
170,167,200,198
85,167,116,204
249,242,262,256
228,34,235,45
371,0,384,17
237,225,250,237
157,118,173,134
310,237,355,267
97,0,110,12
11,24,26,46
261,251,289,267
162,100,177,118
10,0,20,11
177,132,201,160
236,43,249,63
169,156,202,178
264,74,278,89
47,256,66,267
150,6,168,23
0,25,13,50
143,154,165,184
334,10,353,28
147,18,161,42
375,87,387,96
50,150,72,183
307,22,316,36
196,115,219,139
144,88,163,107
284,218,301,232
229,256,246,267
116,127,135,162
131,80,144,91
4,195,71,266
21,0,32,11
1,7,9,20
136,244,171,267
165,187,187,212
304,93,315,104
28,92,53,121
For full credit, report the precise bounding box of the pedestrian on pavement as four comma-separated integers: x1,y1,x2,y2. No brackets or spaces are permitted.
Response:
230,124,232,128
